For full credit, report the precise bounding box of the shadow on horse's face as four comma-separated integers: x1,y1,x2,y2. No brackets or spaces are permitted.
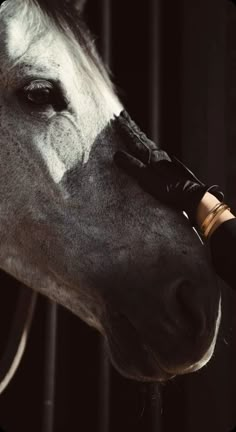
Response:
0,0,221,382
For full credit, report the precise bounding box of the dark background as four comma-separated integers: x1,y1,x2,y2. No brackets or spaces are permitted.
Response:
0,0,236,431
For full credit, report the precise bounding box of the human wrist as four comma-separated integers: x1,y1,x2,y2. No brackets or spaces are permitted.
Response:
196,192,235,238
196,193,220,226
207,207,234,237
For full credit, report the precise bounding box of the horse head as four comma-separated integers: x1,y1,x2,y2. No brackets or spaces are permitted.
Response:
0,0,221,381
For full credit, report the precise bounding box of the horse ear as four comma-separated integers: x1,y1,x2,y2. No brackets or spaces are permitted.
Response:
66,0,87,11
76,0,87,10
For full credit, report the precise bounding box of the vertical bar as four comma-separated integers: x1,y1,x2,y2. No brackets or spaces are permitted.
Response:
98,2,112,432
206,0,227,189
148,383,163,431
102,0,111,68
149,0,163,430
42,301,58,432
180,0,227,429
99,339,110,432
149,0,162,144
181,0,226,185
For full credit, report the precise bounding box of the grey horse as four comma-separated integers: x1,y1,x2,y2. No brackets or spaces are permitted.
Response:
0,0,221,383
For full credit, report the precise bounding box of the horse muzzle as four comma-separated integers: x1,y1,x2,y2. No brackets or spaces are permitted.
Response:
103,275,222,382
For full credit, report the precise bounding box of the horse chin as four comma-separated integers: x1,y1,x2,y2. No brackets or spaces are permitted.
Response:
103,301,221,382
108,349,174,383
105,332,211,383
103,313,177,382
104,325,172,382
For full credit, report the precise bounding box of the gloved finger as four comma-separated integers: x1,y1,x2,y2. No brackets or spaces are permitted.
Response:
147,158,185,186
171,156,224,201
114,151,147,179
149,149,172,166
149,157,173,172
114,150,165,198
115,151,177,186
170,156,205,186
115,111,169,165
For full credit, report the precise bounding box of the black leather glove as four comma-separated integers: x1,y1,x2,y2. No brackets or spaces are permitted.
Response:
114,111,223,226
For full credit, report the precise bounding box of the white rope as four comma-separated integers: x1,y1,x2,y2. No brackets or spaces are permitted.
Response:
0,327,28,395
0,291,37,395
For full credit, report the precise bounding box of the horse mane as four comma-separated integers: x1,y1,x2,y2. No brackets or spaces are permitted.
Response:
33,0,89,49
31,0,112,88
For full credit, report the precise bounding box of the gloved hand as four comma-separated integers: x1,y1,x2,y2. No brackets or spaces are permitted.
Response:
114,111,223,226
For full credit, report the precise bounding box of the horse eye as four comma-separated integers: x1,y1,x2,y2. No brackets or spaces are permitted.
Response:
17,79,68,112
26,87,52,105
17,79,67,111
22,81,55,106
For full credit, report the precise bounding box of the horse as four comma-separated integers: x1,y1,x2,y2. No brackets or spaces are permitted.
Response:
0,0,221,383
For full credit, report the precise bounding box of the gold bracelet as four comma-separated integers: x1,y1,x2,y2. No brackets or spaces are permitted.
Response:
202,204,230,238
204,205,230,238
200,202,224,234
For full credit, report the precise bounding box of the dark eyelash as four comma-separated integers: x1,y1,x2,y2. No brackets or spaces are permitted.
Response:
25,82,52,91
17,79,69,111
